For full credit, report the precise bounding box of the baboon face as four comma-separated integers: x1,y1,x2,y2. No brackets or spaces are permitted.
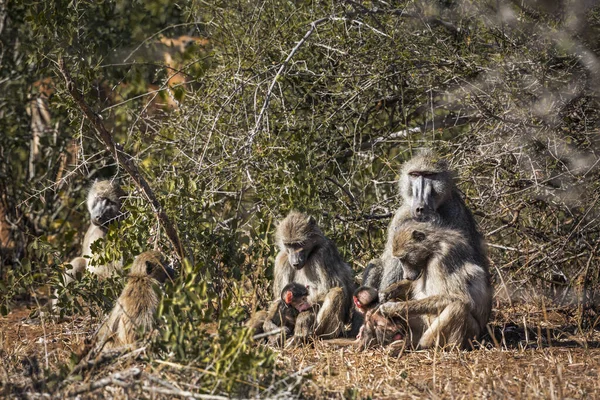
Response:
392,227,431,281
131,251,176,283
399,152,452,222
90,196,121,226
276,212,322,270
281,283,312,312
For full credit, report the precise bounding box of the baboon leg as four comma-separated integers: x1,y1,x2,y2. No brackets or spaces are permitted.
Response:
314,287,346,339
293,310,316,342
417,301,471,349
349,311,364,338
247,310,268,335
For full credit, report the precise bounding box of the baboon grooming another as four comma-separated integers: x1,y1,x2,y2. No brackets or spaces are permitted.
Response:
96,251,174,349
363,150,487,297
272,211,355,339
377,220,492,349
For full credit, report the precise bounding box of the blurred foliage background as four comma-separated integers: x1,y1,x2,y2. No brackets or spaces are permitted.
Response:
2,0,600,395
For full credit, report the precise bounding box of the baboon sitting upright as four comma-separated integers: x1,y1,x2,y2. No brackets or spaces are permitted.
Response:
96,251,174,350
363,150,487,298
376,220,492,349
271,211,355,339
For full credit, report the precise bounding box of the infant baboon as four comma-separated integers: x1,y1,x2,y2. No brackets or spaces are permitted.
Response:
96,251,174,350
353,286,405,349
262,283,314,345
273,211,355,339
378,220,492,349
83,179,126,278
363,150,487,298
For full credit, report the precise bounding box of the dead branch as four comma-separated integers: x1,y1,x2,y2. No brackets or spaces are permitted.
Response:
64,366,142,397
57,57,186,262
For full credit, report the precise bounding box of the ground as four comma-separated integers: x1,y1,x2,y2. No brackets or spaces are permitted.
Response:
1,298,599,399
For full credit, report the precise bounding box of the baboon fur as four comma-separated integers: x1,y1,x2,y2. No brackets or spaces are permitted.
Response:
363,150,487,298
96,251,173,349
272,211,355,339
378,220,492,349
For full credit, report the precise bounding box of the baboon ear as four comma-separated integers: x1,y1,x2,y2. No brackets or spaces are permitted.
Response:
412,230,426,242
307,215,316,225
284,290,293,305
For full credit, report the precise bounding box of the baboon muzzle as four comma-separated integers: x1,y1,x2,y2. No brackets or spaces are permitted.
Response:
411,175,435,221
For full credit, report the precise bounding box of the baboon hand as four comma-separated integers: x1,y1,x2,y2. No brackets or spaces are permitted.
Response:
378,301,404,318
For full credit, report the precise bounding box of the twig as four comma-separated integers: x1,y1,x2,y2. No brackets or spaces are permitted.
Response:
57,58,186,262
246,17,331,150
64,367,142,397
252,327,283,341
142,385,229,400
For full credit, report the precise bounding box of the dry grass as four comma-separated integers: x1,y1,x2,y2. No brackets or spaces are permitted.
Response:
1,298,599,399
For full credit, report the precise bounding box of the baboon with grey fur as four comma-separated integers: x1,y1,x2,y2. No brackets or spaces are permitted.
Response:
363,150,487,298
96,251,174,350
375,220,492,349
82,179,126,278
271,211,355,339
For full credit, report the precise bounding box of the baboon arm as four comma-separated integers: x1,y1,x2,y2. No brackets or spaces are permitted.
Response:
263,319,281,333
273,253,293,298
379,295,464,317
380,280,413,302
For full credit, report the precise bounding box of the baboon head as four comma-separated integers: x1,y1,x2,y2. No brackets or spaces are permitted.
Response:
281,282,312,312
353,286,379,314
276,211,324,270
392,223,434,281
398,150,454,222
87,180,126,227
130,250,176,283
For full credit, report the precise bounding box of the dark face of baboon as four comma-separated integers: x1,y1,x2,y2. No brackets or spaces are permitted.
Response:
281,283,311,312
130,250,175,283
398,150,453,222
87,180,125,227
392,227,432,281
353,286,379,314
276,211,322,270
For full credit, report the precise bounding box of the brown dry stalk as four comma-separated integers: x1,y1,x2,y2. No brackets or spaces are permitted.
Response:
57,58,185,262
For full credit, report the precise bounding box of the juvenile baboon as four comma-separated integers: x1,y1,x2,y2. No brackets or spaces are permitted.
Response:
262,283,314,345
377,220,492,349
96,251,174,350
273,211,355,339
353,286,405,349
363,150,487,297
82,179,126,278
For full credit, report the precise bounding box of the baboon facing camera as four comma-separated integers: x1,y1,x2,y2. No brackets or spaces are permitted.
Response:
96,251,175,350
363,150,487,298
378,220,492,350
273,211,355,339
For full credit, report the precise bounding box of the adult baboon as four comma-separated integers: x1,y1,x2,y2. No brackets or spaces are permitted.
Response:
363,150,486,297
82,179,126,278
377,220,492,349
96,251,174,350
272,211,355,339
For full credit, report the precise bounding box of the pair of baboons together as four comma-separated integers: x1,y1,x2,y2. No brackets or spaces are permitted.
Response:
55,180,174,350
250,150,492,350
57,149,492,351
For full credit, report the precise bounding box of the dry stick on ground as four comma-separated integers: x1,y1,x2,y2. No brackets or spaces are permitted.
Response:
65,366,142,397
57,58,185,262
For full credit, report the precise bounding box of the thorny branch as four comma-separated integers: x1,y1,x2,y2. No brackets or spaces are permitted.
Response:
57,58,186,262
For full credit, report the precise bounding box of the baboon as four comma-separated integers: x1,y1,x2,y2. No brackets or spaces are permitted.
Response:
96,251,174,350
61,257,87,286
353,286,405,349
363,150,487,297
262,283,314,345
272,211,355,339
377,220,492,349
82,179,126,278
